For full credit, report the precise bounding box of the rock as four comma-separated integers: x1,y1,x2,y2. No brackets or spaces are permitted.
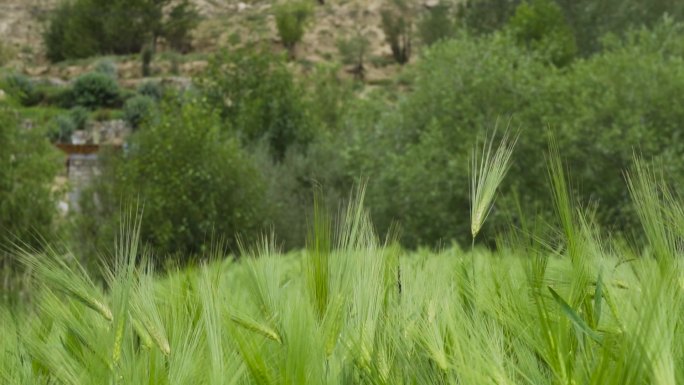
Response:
237,2,250,12
0,89,6,102
44,77,68,87
25,65,48,76
180,61,208,75
424,0,440,8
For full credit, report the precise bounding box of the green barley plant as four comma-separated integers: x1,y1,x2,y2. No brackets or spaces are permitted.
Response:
470,127,519,240
4,149,684,384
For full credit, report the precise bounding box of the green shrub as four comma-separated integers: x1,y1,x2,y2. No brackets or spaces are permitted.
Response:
274,1,313,57
43,0,100,62
48,114,77,143
555,0,684,55
123,95,156,129
4,73,40,106
508,0,577,66
47,107,88,143
43,0,200,62
198,47,312,161
380,0,413,64
418,3,457,46
137,81,164,101
337,30,370,80
458,0,519,35
76,100,268,260
351,24,684,246
69,106,90,130
0,106,61,266
141,45,154,77
68,72,120,109
164,0,201,53
94,58,118,79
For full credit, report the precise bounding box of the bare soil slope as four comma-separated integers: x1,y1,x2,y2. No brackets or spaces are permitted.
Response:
0,0,434,81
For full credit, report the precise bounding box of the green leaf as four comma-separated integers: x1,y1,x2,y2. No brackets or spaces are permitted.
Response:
548,286,602,343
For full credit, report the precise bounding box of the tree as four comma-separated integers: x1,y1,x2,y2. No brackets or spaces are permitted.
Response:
198,47,312,161
0,107,61,283
380,0,414,64
76,99,268,261
274,1,313,58
43,0,200,62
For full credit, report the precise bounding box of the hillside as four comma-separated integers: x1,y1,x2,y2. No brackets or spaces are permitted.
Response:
0,0,440,82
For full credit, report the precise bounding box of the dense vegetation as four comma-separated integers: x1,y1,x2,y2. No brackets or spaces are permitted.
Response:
7,7,684,265
44,0,199,62
3,0,684,381
4,153,684,383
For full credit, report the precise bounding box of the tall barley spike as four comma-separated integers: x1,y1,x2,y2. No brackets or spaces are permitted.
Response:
470,128,518,239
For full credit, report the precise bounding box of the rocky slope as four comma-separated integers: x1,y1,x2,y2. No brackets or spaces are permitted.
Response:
0,0,442,82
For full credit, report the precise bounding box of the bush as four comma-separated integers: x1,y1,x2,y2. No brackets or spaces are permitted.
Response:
76,100,268,261
458,0,519,35
164,0,201,53
69,106,90,130
555,0,684,55
94,58,118,79
418,3,457,46
137,81,164,101
337,30,370,80
4,73,40,106
0,106,61,267
123,95,156,129
48,114,77,143
68,72,120,109
508,0,577,66
43,0,199,62
141,45,154,77
198,47,312,161
274,1,313,57
348,23,684,246
380,0,413,64
43,0,101,62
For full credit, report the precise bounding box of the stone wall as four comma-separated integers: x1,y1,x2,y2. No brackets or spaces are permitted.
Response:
66,153,100,210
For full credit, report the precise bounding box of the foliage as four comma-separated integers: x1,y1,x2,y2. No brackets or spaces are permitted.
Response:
3,73,40,106
137,81,164,101
43,0,101,62
7,164,684,383
380,0,413,64
458,0,519,34
274,1,313,56
123,95,157,129
198,47,312,161
43,0,199,62
47,114,77,143
418,3,457,46
141,45,154,77
93,58,118,79
507,0,577,66
458,0,684,56
0,107,60,277
69,106,91,130
76,100,268,261
164,0,201,53
47,106,90,143
341,23,684,247
67,72,121,109
555,0,684,55
337,29,370,80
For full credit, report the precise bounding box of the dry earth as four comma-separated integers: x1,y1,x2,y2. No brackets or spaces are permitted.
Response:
0,0,447,82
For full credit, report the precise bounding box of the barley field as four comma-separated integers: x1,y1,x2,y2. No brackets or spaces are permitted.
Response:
2,148,684,384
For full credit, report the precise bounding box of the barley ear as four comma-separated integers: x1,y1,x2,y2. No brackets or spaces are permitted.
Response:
470,128,518,239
